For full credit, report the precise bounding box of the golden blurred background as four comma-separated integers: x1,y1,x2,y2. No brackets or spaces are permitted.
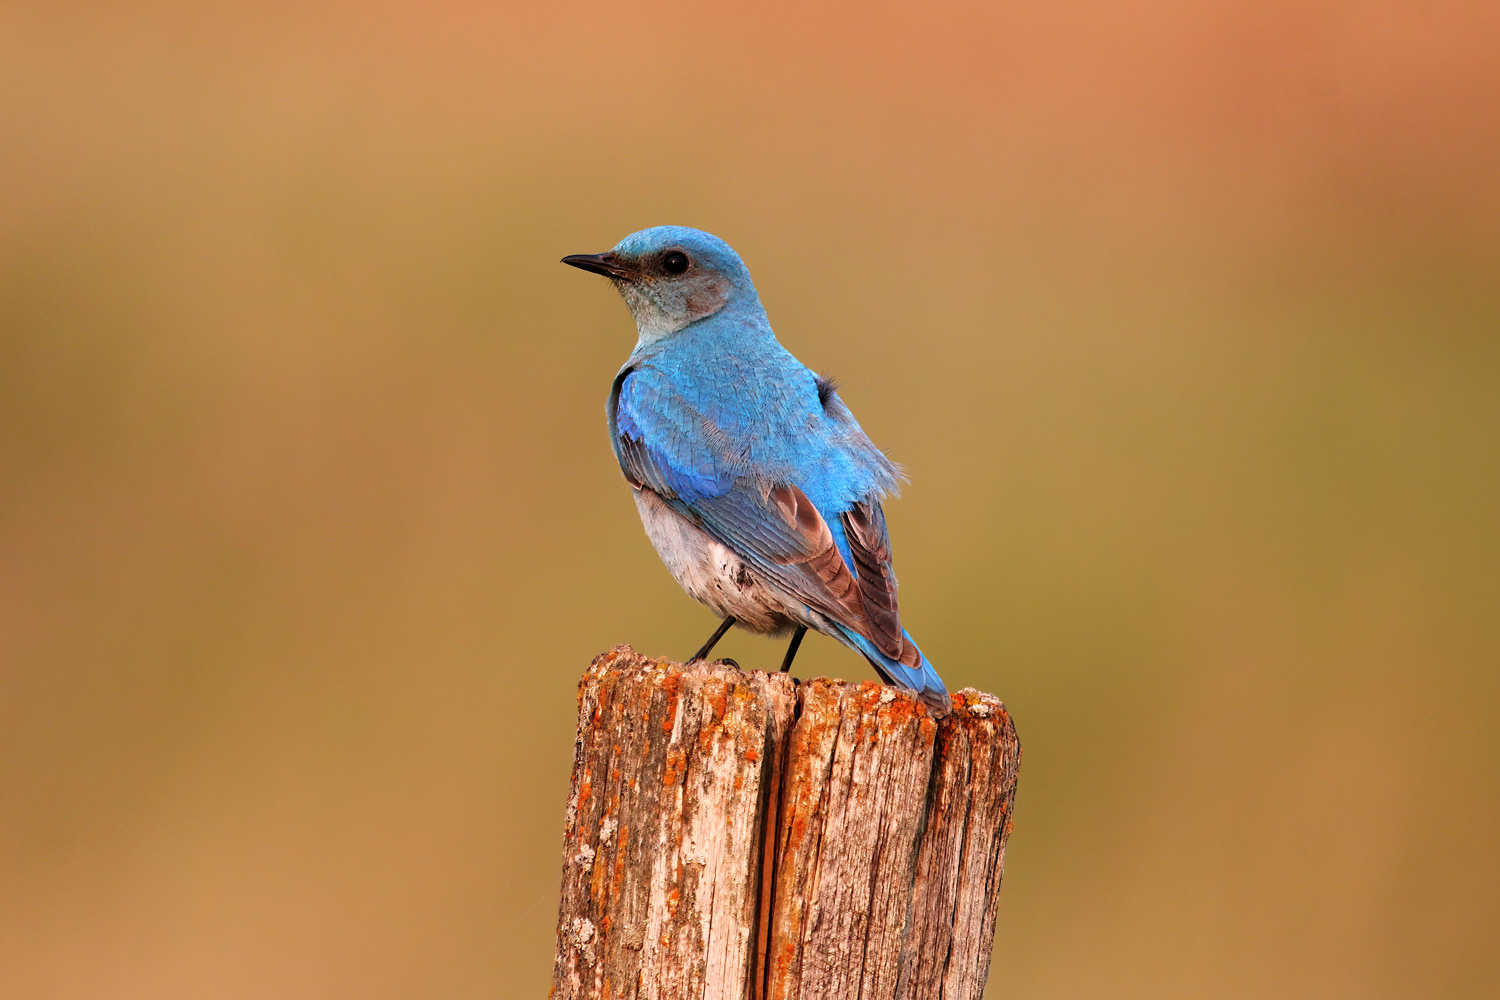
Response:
3,2,1497,996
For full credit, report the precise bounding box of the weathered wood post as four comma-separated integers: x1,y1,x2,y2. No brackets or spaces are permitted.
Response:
551,646,1020,1000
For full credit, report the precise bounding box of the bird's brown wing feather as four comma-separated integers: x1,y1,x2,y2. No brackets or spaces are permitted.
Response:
762,483,870,631
841,499,905,660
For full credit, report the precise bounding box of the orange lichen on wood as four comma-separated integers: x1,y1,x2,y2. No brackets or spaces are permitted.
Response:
662,747,686,787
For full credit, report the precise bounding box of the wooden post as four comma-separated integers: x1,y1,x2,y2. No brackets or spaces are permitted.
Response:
551,646,1020,1000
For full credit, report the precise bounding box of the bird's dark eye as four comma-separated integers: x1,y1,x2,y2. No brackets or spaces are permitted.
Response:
662,250,689,275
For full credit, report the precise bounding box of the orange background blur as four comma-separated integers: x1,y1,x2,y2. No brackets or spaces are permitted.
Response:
3,2,1497,997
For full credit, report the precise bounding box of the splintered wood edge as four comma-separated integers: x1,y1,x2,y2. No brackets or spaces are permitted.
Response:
580,646,1017,736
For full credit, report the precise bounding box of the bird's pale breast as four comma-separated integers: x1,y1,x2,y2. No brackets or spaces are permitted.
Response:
632,486,804,636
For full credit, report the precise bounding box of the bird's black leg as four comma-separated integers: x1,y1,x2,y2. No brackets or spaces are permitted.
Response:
690,617,736,662
779,625,808,673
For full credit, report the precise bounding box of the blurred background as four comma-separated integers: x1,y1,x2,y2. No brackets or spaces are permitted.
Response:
2,2,1497,997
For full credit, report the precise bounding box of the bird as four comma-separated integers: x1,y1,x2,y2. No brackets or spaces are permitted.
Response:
563,226,950,714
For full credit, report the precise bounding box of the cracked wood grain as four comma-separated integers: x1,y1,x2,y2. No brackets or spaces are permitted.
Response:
550,646,1020,1000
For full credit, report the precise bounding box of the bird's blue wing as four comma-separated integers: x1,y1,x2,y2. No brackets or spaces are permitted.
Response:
609,363,872,631
609,366,732,502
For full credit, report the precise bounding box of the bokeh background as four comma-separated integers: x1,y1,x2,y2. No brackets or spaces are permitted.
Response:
3,2,1498,997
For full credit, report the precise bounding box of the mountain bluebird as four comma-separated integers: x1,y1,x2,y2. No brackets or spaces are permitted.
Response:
563,226,950,714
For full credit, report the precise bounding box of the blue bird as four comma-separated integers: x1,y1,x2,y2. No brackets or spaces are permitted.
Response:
563,226,950,714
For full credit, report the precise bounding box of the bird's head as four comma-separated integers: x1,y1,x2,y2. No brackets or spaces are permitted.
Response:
562,226,761,345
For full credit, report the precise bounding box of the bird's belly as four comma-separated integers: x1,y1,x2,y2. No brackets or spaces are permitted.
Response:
632,489,795,634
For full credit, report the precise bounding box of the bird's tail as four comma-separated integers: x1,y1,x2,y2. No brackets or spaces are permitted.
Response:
834,624,952,716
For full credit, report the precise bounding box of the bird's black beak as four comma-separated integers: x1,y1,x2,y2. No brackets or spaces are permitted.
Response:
561,252,636,280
